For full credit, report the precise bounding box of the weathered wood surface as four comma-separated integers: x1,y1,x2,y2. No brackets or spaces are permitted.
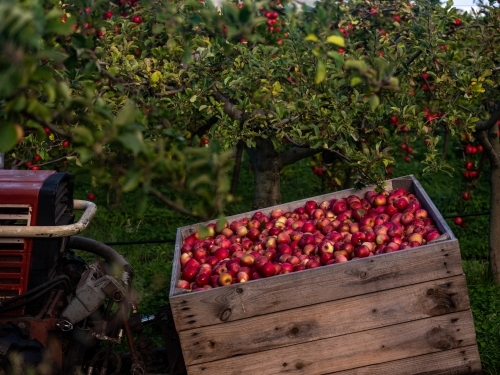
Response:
179,275,470,366
170,227,184,297
324,346,481,375
185,310,478,375
170,240,462,332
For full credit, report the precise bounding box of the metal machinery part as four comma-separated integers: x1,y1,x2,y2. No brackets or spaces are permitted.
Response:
0,170,186,375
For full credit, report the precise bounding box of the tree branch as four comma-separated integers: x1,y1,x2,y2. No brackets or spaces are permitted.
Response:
194,115,219,139
212,90,243,121
155,87,186,97
475,103,500,132
23,112,72,139
38,152,78,167
280,147,322,168
148,186,209,221
476,130,500,169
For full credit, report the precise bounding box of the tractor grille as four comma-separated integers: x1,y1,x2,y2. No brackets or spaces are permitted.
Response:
0,172,74,316
0,205,33,314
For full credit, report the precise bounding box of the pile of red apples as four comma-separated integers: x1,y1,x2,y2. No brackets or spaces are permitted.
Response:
177,188,442,292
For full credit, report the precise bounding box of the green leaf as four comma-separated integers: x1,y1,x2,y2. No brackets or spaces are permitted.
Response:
350,76,363,86
238,6,251,23
315,60,326,84
190,95,197,103
114,100,137,127
152,24,164,34
117,131,144,155
150,71,162,84
327,51,344,68
305,34,318,42
216,216,227,232
369,94,380,111
0,124,18,152
326,35,345,47
345,59,368,71
481,69,492,77
122,170,141,192
198,224,211,239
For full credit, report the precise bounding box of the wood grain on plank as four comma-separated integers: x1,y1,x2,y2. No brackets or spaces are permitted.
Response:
180,275,470,365
170,240,462,332
324,345,481,375
185,310,477,375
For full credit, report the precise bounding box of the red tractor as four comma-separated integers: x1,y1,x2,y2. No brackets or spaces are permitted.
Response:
0,170,186,375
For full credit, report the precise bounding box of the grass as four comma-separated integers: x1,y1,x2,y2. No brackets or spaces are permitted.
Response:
74,142,500,374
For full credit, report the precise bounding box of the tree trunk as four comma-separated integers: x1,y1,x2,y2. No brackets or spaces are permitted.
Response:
488,122,500,283
490,165,500,283
247,138,283,210
230,141,244,196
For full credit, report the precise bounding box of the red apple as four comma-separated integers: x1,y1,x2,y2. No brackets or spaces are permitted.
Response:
373,195,387,207
277,232,291,244
364,231,376,243
407,233,423,245
176,279,191,290
205,256,219,268
320,252,334,265
254,255,269,270
301,221,316,233
354,245,370,258
426,231,440,242
236,271,250,283
214,248,230,261
180,253,192,267
306,260,320,269
198,263,212,275
415,209,428,219
184,258,201,270
213,263,228,275
195,273,211,286
181,266,198,282
318,240,334,254
332,200,348,215
304,200,317,214
259,262,277,277
401,212,414,226
288,255,300,266
218,272,233,286
335,254,349,263
395,196,409,211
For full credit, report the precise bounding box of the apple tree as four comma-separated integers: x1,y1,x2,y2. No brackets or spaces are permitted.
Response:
2,0,500,281
0,0,238,221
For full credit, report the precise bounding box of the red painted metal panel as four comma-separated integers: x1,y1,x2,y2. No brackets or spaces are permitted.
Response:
0,170,55,313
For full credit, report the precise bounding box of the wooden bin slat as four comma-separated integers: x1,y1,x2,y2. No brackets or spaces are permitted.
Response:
186,310,477,375
179,275,470,366
171,240,463,332
324,346,481,375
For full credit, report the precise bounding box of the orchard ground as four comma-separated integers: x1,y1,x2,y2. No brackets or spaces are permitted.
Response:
77,138,500,374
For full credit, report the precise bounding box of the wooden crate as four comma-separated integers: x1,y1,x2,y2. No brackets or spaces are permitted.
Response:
169,175,482,375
